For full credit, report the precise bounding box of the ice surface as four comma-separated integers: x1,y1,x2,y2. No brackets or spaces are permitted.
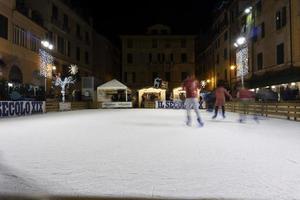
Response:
0,109,300,199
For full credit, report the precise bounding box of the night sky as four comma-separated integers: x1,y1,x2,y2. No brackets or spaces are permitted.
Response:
71,0,222,43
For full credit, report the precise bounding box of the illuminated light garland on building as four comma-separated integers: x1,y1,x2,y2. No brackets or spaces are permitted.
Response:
39,49,54,78
236,46,249,78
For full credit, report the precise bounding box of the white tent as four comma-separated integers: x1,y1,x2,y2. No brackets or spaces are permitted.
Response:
97,79,130,103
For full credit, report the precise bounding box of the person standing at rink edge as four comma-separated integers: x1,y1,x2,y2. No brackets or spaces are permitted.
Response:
212,82,232,119
182,73,204,127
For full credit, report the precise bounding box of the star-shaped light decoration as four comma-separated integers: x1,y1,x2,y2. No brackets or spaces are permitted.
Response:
69,64,78,75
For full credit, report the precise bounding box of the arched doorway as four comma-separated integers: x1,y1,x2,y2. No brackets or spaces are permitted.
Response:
9,65,23,83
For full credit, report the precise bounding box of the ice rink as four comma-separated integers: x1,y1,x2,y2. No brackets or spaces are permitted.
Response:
0,109,300,199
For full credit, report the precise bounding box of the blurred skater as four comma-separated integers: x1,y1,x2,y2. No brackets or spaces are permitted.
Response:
237,86,259,123
182,73,204,127
212,83,232,119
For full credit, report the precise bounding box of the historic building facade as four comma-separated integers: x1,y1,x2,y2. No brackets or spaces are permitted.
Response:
197,0,300,91
121,24,196,92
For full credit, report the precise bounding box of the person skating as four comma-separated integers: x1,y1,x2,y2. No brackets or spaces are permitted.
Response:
182,73,204,127
237,86,259,123
212,83,232,119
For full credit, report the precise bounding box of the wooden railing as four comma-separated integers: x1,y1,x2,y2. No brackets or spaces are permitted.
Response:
46,101,89,112
225,101,300,121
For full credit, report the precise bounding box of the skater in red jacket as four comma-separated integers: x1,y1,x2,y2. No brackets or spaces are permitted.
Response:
237,86,259,123
212,83,232,119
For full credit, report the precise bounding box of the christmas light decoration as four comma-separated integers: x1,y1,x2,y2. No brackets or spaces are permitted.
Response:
39,49,54,78
69,64,78,75
54,64,79,103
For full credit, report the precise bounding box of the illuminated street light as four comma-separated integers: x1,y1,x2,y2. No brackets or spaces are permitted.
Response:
52,65,56,71
41,40,54,50
230,65,236,70
236,37,246,46
206,79,211,83
244,6,252,14
48,44,54,50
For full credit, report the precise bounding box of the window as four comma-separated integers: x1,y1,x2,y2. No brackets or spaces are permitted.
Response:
261,22,265,38
224,48,228,60
276,7,287,30
256,0,262,17
157,53,161,63
127,39,133,48
181,39,187,48
132,72,136,83
276,43,284,64
170,53,174,62
257,52,263,70
76,47,80,61
181,53,187,63
149,53,152,63
47,31,53,43
181,72,188,81
13,25,27,48
63,14,69,30
85,32,90,44
67,41,71,57
0,14,8,39
162,53,165,63
76,24,81,38
165,72,170,82
124,72,127,83
57,36,65,55
276,11,281,30
216,53,219,64
30,34,39,52
127,53,133,64
224,69,227,81
85,51,89,64
152,39,158,48
52,4,58,20
224,31,228,41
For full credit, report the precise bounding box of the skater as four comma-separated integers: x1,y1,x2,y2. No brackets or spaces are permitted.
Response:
182,73,204,127
212,82,232,119
237,86,259,123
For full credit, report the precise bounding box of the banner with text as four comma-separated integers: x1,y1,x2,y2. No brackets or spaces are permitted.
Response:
0,101,45,118
155,101,185,109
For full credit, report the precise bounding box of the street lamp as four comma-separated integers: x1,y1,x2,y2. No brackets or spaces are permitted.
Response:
41,40,54,50
229,65,236,90
244,6,252,14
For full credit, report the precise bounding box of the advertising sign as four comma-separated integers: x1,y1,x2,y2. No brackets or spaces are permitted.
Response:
0,101,45,118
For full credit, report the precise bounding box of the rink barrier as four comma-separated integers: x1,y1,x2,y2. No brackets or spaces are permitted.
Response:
0,195,246,200
46,101,89,112
225,101,300,121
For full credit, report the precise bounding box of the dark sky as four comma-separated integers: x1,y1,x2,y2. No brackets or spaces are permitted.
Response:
72,0,221,43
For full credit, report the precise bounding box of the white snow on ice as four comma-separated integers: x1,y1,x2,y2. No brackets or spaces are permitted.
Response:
0,109,300,199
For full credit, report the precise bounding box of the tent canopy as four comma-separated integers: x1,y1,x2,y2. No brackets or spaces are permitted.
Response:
97,79,128,90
